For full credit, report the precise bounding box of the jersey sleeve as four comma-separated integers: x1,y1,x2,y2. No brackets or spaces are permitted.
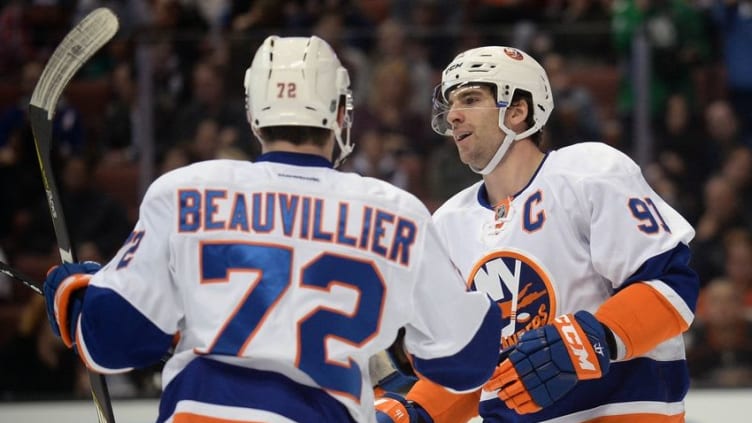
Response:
577,154,699,359
401,220,501,393
76,178,180,373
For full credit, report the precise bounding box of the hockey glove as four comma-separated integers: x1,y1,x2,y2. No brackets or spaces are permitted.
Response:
375,392,433,423
43,261,102,348
483,310,611,414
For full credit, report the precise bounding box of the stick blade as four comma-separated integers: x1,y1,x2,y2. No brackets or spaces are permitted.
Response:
29,8,119,117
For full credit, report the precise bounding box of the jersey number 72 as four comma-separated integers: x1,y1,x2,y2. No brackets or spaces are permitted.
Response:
197,241,385,401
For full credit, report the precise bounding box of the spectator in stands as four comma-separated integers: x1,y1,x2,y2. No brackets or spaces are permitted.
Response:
0,0,33,77
158,145,191,176
354,58,433,198
369,18,433,119
686,277,752,387
229,0,286,32
425,133,480,210
722,228,752,319
541,52,603,150
691,175,747,286
612,0,710,152
709,0,752,139
342,127,410,191
653,94,708,220
312,10,370,105
150,37,187,154
58,157,132,260
170,60,252,158
357,58,434,158
464,0,544,26
0,296,82,400
0,60,85,159
721,145,752,223
185,117,221,162
540,0,613,59
12,157,131,268
0,60,82,243
100,62,137,164
398,0,456,70
704,99,752,171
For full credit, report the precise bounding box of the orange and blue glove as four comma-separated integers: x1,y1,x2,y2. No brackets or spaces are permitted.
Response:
483,310,612,414
43,261,101,348
375,392,433,423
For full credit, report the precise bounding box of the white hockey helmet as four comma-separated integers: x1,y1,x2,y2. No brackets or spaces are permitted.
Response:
244,35,354,166
431,46,553,175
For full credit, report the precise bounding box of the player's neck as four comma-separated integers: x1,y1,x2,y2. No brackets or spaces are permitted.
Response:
263,140,333,161
482,140,544,204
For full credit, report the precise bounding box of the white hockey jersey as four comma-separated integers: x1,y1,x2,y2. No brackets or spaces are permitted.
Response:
430,142,699,422
74,152,501,423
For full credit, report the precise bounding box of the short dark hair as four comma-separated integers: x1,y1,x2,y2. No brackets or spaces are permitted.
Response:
257,126,332,147
511,89,542,145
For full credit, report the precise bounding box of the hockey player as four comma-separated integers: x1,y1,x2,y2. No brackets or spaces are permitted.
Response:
42,36,502,423
375,46,699,422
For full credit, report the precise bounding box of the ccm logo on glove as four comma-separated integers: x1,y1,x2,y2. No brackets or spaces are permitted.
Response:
553,314,603,379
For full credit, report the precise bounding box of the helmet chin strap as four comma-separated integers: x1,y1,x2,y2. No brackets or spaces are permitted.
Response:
333,128,353,168
470,114,539,175
471,130,515,175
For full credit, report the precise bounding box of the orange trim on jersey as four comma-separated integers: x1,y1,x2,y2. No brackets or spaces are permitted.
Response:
406,379,480,423
173,412,262,423
580,412,685,422
54,274,92,348
596,283,689,359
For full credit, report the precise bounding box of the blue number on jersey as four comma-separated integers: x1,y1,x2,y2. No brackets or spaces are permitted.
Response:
628,197,671,234
201,242,293,355
298,253,385,400
200,243,385,400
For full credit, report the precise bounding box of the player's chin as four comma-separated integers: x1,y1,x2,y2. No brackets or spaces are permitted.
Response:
457,149,478,167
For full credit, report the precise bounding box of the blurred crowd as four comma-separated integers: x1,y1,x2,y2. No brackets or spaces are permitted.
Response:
1,0,751,400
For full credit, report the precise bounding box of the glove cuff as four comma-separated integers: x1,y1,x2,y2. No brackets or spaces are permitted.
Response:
552,311,610,380
54,274,92,347
375,393,433,423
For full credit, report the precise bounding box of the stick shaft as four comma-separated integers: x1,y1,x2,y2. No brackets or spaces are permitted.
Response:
0,261,43,295
28,8,119,423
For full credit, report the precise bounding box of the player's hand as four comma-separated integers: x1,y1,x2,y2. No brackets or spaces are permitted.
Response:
43,261,101,348
483,310,611,414
375,392,433,423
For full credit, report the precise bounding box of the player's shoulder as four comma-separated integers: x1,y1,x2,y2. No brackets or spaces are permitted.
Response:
341,171,432,216
145,159,247,197
433,180,485,221
546,142,640,178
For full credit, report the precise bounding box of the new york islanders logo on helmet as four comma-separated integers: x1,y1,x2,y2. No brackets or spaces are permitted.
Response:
503,47,524,61
467,250,556,350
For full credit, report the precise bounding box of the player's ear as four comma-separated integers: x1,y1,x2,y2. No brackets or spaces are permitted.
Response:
507,98,529,126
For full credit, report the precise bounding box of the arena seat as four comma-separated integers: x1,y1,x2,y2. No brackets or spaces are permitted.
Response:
568,65,620,120
92,162,141,224
62,78,111,144
0,83,22,112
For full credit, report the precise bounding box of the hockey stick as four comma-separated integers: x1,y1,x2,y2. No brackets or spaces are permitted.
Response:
29,8,119,423
0,260,43,295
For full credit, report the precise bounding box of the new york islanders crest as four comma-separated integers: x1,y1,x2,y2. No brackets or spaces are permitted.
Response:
467,250,557,349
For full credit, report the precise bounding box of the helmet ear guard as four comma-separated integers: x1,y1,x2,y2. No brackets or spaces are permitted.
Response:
244,35,354,166
431,47,554,175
